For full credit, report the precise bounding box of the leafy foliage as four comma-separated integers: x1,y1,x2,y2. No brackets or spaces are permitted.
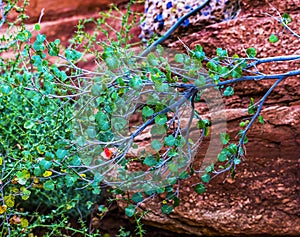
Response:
0,1,299,236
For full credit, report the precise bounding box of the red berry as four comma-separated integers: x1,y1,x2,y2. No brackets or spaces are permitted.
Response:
104,147,112,159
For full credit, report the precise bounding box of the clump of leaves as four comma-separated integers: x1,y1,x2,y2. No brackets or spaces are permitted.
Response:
1,1,298,236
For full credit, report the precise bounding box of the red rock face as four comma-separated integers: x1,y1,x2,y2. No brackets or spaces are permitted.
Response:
137,0,300,236
18,0,128,22
168,1,300,162
4,0,141,48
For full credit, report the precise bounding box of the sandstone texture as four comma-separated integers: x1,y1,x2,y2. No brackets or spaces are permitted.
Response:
16,0,127,22
137,0,300,236
5,0,138,46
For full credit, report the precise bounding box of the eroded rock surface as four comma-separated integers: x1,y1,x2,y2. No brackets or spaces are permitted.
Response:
136,0,300,236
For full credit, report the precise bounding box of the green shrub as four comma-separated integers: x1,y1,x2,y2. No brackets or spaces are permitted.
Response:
0,0,299,236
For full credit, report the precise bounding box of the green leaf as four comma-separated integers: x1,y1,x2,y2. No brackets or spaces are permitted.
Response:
34,23,41,31
216,48,228,57
147,53,159,66
201,173,210,183
234,158,241,165
142,106,154,117
21,188,31,200
132,144,138,149
161,204,173,214
76,136,86,147
94,173,104,184
218,150,227,162
248,106,256,115
82,156,93,166
168,163,178,173
43,180,55,190
70,156,81,166
102,47,114,59
129,76,142,90
112,117,127,130
155,115,167,125
220,133,230,145
125,204,136,217
150,124,166,135
282,13,292,24
34,167,43,176
92,187,101,195
246,47,257,58
36,34,46,42
65,48,82,61
143,155,158,166
223,86,234,96
16,30,32,42
179,171,189,179
33,40,45,51
173,196,180,207
4,195,15,208
165,64,173,83
55,149,68,159
36,145,46,155
57,70,67,81
269,34,279,43
193,50,205,61
194,183,206,194
132,192,143,203
32,55,42,66
91,84,102,96
164,135,176,146
142,183,156,196
98,205,108,213
45,151,55,160
239,121,246,127
1,84,12,95
175,135,186,147
168,149,178,157
166,178,177,187
219,66,230,77
24,120,35,129
231,68,242,78
105,56,119,69
174,54,184,63
194,75,206,87
155,82,169,92
242,134,248,144
248,97,256,114
16,170,30,185
205,163,214,173
65,174,78,187
156,45,164,55
227,143,237,154
86,126,97,139
95,111,110,131
39,159,52,170
206,61,218,71
151,140,162,151
258,115,264,124
192,45,205,60
197,119,210,129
